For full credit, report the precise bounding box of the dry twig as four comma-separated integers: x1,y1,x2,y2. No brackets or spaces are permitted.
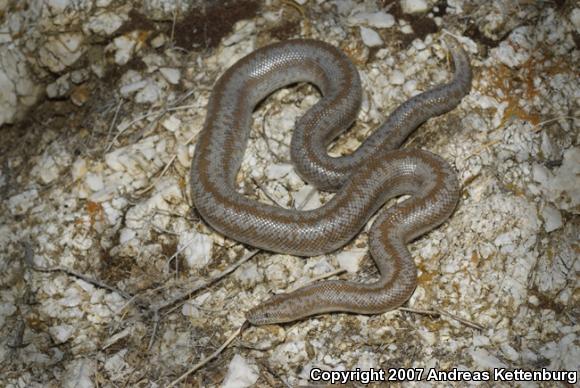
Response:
399,306,485,331
166,322,248,388
23,241,133,300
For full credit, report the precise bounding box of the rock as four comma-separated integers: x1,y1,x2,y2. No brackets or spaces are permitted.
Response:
85,172,104,192
491,27,533,68
403,79,417,95
109,31,145,66
469,348,507,369
46,74,72,98
265,163,293,180
62,358,96,388
390,70,405,85
85,12,125,36
0,46,42,126
360,26,383,47
159,67,181,85
540,204,562,232
135,80,162,104
336,249,366,272
179,231,213,268
348,11,395,28
532,147,580,213
71,158,87,181
8,189,38,216
222,354,259,388
400,0,429,14
49,324,75,344
161,115,181,132
38,33,85,73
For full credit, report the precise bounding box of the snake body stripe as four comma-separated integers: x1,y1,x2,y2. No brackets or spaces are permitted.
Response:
190,38,471,325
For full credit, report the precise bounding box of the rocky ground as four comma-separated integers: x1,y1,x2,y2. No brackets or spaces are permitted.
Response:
0,0,578,386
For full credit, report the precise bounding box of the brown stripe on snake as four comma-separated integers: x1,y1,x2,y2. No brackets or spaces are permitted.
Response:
190,37,472,325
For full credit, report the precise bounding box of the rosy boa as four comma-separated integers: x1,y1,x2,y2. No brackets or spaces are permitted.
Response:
191,37,472,325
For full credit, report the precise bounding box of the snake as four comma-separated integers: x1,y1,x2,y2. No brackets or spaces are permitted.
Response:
190,37,472,325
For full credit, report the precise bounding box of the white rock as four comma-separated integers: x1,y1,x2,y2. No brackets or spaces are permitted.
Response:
104,149,126,171
0,53,19,125
348,11,395,28
271,340,309,366
262,11,282,22
151,33,167,48
46,0,76,12
71,69,90,84
71,158,88,181
336,249,366,272
218,39,256,69
89,185,118,203
400,0,429,14
446,0,463,14
221,354,259,388
540,333,579,371
49,324,75,344
111,33,138,65
264,260,291,288
401,24,414,34
39,33,85,73
120,79,147,96
119,228,136,244
472,335,491,347
8,189,38,216
176,144,190,167
32,154,60,184
266,163,293,180
85,172,104,192
403,79,417,94
161,115,181,132
222,20,256,46
360,26,383,47
412,39,426,50
469,348,507,369
135,80,161,104
418,328,436,345
181,301,202,318
390,70,405,85
104,349,131,380
0,302,16,328
532,163,550,185
179,231,213,268
500,343,520,362
532,147,580,213
142,53,164,71
491,27,532,68
63,358,96,388
293,185,321,210
0,45,42,126
60,287,84,307
46,73,72,98
541,204,562,232
159,67,181,84
85,12,124,36
236,262,263,287
540,132,555,159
